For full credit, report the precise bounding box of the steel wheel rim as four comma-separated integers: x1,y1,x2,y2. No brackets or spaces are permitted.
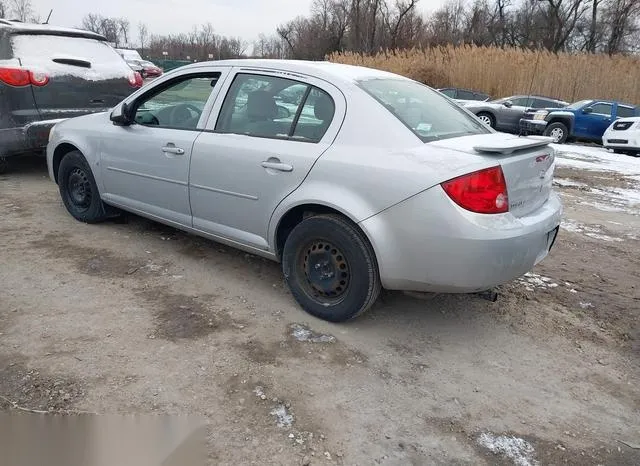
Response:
67,167,92,211
478,115,492,125
550,127,564,142
300,239,350,304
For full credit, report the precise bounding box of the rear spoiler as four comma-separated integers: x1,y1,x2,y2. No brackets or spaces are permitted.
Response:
474,136,554,155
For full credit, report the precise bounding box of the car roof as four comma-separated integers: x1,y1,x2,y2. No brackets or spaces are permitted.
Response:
0,19,106,41
180,59,409,85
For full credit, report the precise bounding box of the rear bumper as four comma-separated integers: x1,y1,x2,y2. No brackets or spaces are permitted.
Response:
0,119,65,157
519,119,548,135
360,187,562,293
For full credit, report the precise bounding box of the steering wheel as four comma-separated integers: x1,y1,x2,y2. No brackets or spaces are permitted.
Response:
168,103,202,127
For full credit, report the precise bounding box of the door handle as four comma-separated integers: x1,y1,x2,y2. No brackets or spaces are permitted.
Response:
162,145,185,155
261,160,293,172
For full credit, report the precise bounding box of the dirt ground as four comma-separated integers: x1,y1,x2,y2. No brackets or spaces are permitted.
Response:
1,150,639,466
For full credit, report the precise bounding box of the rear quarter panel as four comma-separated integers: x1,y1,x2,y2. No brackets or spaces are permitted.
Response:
267,84,499,251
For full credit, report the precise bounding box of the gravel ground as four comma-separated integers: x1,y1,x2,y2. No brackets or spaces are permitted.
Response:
1,146,639,466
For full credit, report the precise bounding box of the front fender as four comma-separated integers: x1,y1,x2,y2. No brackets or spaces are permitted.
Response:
546,111,575,132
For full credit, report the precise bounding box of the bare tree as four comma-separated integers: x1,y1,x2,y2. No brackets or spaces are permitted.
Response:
603,0,640,54
138,22,149,56
0,1,7,18
9,0,33,21
118,18,130,47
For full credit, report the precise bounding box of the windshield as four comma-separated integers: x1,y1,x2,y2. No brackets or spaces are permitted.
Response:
566,99,593,110
358,78,490,142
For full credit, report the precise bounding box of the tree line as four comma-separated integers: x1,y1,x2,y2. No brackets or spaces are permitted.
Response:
2,0,639,60
261,0,640,59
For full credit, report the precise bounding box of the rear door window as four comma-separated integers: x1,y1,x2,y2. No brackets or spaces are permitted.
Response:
617,105,636,118
457,90,476,100
215,73,335,142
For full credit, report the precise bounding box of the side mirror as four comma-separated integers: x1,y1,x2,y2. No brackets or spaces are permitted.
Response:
276,105,290,119
502,100,513,108
582,107,593,114
110,102,132,126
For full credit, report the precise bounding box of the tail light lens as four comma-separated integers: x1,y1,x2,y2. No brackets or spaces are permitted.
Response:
127,71,143,88
441,166,509,214
0,67,49,87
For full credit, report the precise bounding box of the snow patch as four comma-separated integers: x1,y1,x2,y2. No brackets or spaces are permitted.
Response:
478,432,539,466
561,220,623,242
517,272,558,291
290,324,336,343
554,144,640,179
553,177,587,188
270,404,294,428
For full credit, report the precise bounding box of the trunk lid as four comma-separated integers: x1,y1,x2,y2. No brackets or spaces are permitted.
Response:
428,133,556,217
10,33,135,120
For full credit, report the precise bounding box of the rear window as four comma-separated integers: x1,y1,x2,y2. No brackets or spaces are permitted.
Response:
11,34,130,79
359,79,490,142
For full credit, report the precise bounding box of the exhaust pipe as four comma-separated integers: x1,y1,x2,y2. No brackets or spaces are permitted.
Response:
476,289,498,302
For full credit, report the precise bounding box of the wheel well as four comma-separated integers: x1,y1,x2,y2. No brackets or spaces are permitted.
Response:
547,117,572,132
275,204,354,259
52,143,80,184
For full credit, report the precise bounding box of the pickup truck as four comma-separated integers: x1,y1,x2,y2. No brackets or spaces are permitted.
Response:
519,99,639,144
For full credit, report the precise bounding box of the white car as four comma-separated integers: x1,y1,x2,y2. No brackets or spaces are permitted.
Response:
603,117,640,156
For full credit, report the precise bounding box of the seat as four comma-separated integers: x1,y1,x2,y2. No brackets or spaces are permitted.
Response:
244,90,280,137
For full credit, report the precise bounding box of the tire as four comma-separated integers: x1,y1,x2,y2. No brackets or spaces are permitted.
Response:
57,150,110,223
543,122,569,144
282,214,381,322
476,112,495,129
0,157,8,175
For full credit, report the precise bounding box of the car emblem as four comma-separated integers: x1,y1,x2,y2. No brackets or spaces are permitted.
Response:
535,154,550,163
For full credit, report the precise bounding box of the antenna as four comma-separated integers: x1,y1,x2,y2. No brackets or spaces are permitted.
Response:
520,46,544,137
44,9,53,24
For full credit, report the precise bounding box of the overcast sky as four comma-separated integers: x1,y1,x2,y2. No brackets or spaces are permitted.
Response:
28,0,448,44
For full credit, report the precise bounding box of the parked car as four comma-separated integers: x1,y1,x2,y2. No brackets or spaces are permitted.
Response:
520,99,639,144
464,95,569,133
0,20,143,172
437,87,490,104
125,59,144,74
47,59,561,322
116,48,143,62
602,117,640,156
136,60,163,78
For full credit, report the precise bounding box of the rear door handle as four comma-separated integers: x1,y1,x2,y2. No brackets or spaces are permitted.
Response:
162,145,185,155
261,161,293,172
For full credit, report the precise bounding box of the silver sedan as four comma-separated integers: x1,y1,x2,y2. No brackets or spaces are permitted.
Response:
47,60,562,322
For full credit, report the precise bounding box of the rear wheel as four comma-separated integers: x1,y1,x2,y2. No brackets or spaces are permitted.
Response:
476,112,495,129
58,150,110,223
544,122,568,144
282,214,381,322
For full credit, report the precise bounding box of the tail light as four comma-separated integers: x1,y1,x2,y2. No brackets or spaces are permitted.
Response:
0,67,49,87
441,166,509,214
127,71,143,88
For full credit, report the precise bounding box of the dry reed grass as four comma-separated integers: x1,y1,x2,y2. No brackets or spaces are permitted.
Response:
328,46,640,103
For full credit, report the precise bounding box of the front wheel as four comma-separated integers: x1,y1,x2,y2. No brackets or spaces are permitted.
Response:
282,214,381,322
544,122,569,144
476,112,495,129
58,150,110,223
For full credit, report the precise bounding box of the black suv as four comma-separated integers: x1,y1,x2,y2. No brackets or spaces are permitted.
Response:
0,20,142,172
